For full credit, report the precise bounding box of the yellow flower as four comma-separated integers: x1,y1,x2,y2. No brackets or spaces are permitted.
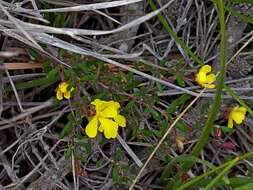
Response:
228,106,247,128
195,65,216,89
55,82,74,100
85,99,126,139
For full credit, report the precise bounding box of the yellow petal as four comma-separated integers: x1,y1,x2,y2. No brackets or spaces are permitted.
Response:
56,90,63,100
108,101,120,109
91,99,104,106
206,84,215,89
238,106,247,115
114,114,126,127
85,117,98,138
228,116,233,128
196,72,207,84
99,117,118,139
98,125,104,132
100,104,118,118
111,124,118,138
64,91,71,99
91,99,107,111
206,74,216,84
59,82,68,92
200,65,211,74
231,111,245,124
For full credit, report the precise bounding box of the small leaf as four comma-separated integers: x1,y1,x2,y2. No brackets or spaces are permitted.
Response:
167,94,191,114
65,144,73,160
176,71,185,87
150,108,161,121
59,120,73,139
47,69,59,80
220,126,235,133
112,167,119,182
27,48,40,60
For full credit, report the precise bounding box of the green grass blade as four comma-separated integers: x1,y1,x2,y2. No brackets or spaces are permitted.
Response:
228,0,253,4
184,0,227,167
225,6,253,24
204,157,239,190
234,182,253,190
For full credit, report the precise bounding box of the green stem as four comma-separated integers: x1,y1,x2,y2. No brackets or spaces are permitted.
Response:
177,150,253,190
204,157,239,190
176,160,232,190
183,0,227,169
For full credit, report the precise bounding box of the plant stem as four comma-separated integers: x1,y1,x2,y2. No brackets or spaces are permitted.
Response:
184,0,227,169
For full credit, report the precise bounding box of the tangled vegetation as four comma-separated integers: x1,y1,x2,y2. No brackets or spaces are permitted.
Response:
0,0,253,189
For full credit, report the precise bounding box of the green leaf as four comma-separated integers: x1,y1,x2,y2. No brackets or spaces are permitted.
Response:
142,129,153,137
112,167,120,182
232,178,253,188
59,120,73,139
175,71,185,87
65,144,73,160
47,69,59,80
220,126,235,133
54,13,66,27
125,101,135,113
43,60,53,73
167,94,191,114
150,108,161,121
235,182,253,190
227,0,253,4
175,122,188,133
27,48,40,60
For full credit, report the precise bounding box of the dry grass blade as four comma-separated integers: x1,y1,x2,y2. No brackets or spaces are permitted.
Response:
117,135,143,168
39,0,143,13
0,3,43,51
0,99,53,126
10,0,176,36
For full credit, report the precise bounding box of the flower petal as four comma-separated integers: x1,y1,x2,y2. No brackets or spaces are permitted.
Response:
99,117,118,139
100,105,118,118
228,116,233,128
206,74,216,84
64,91,71,99
238,106,247,115
108,101,120,109
111,124,118,138
98,125,104,132
59,82,68,92
56,90,63,100
114,114,126,127
91,99,107,111
231,111,245,124
200,65,211,74
196,72,207,84
206,84,215,89
85,117,98,138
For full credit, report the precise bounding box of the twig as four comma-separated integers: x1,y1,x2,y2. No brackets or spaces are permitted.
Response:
117,135,143,168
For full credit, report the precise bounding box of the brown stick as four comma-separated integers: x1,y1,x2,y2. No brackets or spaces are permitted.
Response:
1,62,43,70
